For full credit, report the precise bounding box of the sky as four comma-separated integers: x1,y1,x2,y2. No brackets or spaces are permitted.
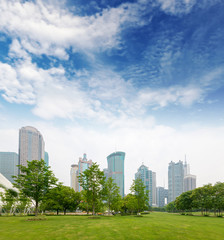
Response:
0,0,224,194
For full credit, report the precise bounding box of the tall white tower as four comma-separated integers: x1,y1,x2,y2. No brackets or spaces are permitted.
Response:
19,126,45,168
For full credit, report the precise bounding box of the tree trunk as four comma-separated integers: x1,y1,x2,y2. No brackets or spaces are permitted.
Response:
57,209,59,215
35,201,38,216
64,209,66,215
93,202,95,215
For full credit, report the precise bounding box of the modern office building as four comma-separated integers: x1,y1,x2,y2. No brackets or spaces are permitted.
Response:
44,152,49,167
107,151,125,197
0,152,18,183
103,168,109,180
135,164,156,206
18,126,45,168
78,153,92,192
70,164,79,192
168,160,184,203
156,187,168,207
184,174,196,192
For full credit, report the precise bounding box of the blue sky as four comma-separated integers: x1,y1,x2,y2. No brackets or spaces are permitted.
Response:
0,0,224,192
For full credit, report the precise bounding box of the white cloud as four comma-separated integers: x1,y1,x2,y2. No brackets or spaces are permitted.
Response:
0,0,146,59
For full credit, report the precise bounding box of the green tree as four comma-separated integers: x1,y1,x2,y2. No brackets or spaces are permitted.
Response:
122,194,138,214
16,192,32,214
130,178,149,214
13,159,58,216
213,182,224,216
0,188,18,214
78,162,105,215
104,177,122,214
175,191,193,213
191,184,214,215
43,185,81,215
166,201,177,212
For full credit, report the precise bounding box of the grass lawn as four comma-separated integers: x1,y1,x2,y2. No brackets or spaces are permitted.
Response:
0,212,224,240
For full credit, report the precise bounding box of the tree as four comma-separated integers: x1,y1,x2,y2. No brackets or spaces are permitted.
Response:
191,184,214,215
78,162,105,215
213,182,224,216
130,178,149,214
104,177,122,214
13,159,58,216
121,194,138,214
175,191,193,213
43,185,81,215
166,201,177,213
0,188,18,214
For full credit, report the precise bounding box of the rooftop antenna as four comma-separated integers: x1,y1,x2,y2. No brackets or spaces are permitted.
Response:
184,154,187,164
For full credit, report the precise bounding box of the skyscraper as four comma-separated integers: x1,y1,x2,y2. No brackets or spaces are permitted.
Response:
0,152,18,183
70,164,79,192
135,164,156,206
107,151,125,197
184,174,196,192
78,153,92,192
156,187,168,207
19,126,45,168
168,160,184,203
44,152,49,167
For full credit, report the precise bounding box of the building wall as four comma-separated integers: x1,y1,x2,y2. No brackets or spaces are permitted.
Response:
184,174,196,192
168,161,184,203
44,152,49,167
19,126,45,168
78,153,92,192
107,151,125,197
0,152,18,183
135,164,156,206
71,164,79,192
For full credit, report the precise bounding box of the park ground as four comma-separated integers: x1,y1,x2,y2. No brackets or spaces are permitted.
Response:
0,212,223,240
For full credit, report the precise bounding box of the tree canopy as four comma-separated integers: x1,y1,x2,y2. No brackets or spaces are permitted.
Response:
13,159,58,216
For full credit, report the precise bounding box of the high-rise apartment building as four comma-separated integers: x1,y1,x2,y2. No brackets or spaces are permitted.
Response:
156,187,168,207
184,174,196,192
135,164,156,206
107,151,125,197
168,160,184,203
19,126,45,168
0,152,18,183
78,153,92,192
70,164,79,192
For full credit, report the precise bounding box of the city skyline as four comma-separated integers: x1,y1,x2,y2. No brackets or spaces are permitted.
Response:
0,0,224,193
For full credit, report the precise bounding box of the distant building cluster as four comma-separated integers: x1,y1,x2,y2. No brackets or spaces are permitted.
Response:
0,126,49,185
0,125,197,206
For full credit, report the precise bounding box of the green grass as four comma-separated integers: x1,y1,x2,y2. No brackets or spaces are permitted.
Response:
0,212,224,240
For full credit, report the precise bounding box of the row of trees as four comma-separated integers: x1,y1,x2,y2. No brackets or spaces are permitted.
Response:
167,182,224,216
0,160,150,216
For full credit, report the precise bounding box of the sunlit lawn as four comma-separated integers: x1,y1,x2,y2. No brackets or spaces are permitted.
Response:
0,212,224,240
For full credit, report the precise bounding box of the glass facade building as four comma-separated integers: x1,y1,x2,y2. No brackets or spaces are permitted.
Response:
78,153,92,192
135,164,156,206
44,152,49,167
19,126,45,169
107,151,125,197
168,160,184,203
0,152,18,183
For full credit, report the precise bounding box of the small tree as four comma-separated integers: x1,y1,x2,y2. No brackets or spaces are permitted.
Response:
122,194,138,214
0,188,18,214
78,162,105,215
13,159,58,216
130,178,149,214
104,177,122,215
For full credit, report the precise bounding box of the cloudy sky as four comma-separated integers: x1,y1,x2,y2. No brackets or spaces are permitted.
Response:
0,0,224,193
